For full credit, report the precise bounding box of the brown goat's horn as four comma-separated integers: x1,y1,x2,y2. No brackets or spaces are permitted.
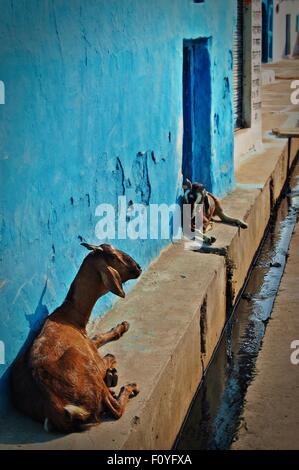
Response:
183,178,192,191
81,242,103,252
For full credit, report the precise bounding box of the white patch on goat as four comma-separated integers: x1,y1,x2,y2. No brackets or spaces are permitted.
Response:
44,418,50,432
64,404,90,420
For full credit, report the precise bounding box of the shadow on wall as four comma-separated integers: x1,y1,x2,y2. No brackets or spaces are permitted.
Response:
0,282,63,445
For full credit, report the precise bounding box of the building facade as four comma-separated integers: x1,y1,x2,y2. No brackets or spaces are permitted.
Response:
0,0,262,411
262,0,299,62
234,0,263,165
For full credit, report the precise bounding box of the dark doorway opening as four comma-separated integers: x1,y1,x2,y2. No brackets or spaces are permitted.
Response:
262,3,268,62
285,14,291,56
233,0,244,130
268,2,273,61
182,38,212,190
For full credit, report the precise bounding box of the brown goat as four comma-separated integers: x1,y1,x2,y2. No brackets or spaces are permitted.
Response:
183,179,248,244
11,243,142,433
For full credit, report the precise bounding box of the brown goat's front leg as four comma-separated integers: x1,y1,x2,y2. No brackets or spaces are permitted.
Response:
91,321,130,348
203,215,214,233
104,384,139,419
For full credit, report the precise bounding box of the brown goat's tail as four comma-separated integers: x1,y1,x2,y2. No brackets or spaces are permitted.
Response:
215,208,248,229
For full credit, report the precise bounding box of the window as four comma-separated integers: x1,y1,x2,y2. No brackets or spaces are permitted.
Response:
285,14,291,56
233,0,244,129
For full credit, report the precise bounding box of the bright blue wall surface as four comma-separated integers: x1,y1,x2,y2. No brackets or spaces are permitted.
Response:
0,0,235,411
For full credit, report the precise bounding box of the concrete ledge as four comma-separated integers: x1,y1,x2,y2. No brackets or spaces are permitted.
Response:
211,185,271,304
0,247,226,450
207,136,297,305
1,133,297,450
234,126,262,168
290,138,299,166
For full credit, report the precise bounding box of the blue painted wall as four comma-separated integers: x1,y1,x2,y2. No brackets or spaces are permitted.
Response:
0,0,235,411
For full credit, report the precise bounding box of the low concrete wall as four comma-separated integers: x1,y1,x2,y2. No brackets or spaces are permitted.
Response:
226,185,271,304
208,138,296,308
291,138,299,166
1,137,298,450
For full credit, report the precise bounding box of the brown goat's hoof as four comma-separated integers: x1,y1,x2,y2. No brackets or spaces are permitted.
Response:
204,236,216,246
105,368,118,387
111,368,118,387
105,353,116,359
127,383,140,398
111,375,118,387
105,369,114,388
121,321,130,333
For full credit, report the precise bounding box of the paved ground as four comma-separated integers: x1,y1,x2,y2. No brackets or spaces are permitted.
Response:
232,181,299,450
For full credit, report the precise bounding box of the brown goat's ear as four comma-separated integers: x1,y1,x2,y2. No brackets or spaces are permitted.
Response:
81,242,103,252
183,178,192,191
101,266,125,298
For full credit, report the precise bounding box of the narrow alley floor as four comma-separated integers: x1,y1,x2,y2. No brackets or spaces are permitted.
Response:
232,166,299,450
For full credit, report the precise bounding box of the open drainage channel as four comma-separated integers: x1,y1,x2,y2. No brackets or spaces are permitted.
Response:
175,160,299,450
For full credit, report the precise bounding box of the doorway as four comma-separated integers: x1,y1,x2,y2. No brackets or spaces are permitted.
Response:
233,0,244,129
262,0,273,63
182,38,212,189
285,14,291,56
268,1,273,61
262,2,268,62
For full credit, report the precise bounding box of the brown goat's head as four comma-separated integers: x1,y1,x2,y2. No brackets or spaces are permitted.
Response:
183,178,206,205
81,243,142,298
